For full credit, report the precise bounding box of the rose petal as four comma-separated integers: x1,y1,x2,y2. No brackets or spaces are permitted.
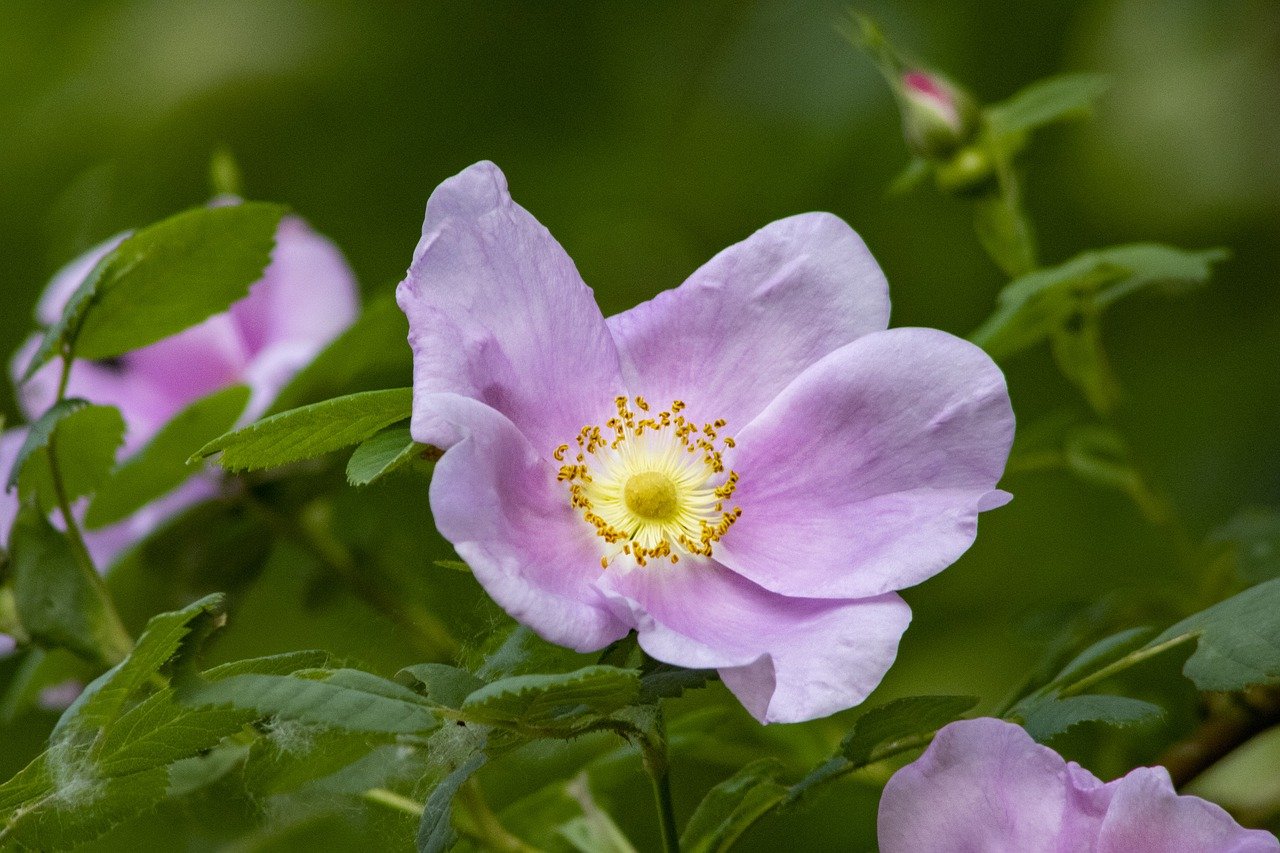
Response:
878,718,1105,853
716,327,1014,600
230,215,358,354
607,212,889,429
1096,767,1280,853
426,392,629,652
397,162,625,454
598,561,911,723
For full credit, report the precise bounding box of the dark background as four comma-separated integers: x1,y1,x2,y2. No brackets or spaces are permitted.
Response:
2,1,1278,848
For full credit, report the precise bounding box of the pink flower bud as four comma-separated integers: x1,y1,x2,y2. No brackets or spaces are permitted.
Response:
898,69,977,157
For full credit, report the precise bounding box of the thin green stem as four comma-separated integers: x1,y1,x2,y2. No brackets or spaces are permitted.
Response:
638,708,680,853
361,787,423,818
455,778,543,853
1057,633,1197,698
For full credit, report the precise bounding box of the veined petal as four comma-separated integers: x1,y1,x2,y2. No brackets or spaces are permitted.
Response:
717,327,1014,600
397,162,624,454
426,392,630,652
878,718,1102,853
607,212,889,429
1096,767,1280,853
598,562,911,723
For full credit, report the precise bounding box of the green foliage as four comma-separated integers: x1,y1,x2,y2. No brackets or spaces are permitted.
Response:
8,399,125,510
985,73,1111,138
787,695,977,805
971,244,1227,361
1153,578,1280,692
195,388,413,471
7,502,132,665
1018,694,1163,742
681,759,787,853
459,666,641,730
347,424,427,486
85,384,249,528
396,663,486,709
23,203,285,378
418,753,486,853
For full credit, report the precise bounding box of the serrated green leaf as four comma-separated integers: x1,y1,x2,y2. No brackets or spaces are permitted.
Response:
638,665,716,703
8,401,125,511
1210,508,1280,584
8,502,133,665
202,650,339,681
85,384,249,529
195,388,413,471
985,72,1111,137
397,663,487,709
22,203,286,379
971,244,1227,361
347,424,425,486
95,692,255,776
460,666,641,729
245,728,392,796
839,695,978,766
681,759,786,853
1019,694,1163,742
0,766,170,850
1151,578,1280,692
419,753,487,853
269,296,412,414
177,669,439,734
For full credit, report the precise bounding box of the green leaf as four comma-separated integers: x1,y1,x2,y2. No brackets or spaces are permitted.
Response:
94,692,255,776
22,203,286,378
0,766,170,850
460,666,641,729
971,244,1227,361
195,388,413,471
973,191,1037,279
1019,694,1163,742
8,400,125,509
1210,508,1280,583
839,695,978,766
638,664,716,703
1050,626,1156,687
396,663,487,709
557,774,638,853
1152,578,1280,692
85,385,250,529
418,753,487,853
681,759,786,853
177,669,440,734
1050,311,1120,415
347,424,427,486
787,695,977,807
269,296,412,414
8,502,133,665
985,72,1111,137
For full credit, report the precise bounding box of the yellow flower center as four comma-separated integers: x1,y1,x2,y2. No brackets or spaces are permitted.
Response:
554,396,741,567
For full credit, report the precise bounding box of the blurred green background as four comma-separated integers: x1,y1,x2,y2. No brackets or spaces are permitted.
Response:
2,0,1279,849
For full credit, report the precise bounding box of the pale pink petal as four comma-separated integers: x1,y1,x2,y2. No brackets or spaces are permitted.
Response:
716,327,1014,600
606,212,889,429
397,162,625,454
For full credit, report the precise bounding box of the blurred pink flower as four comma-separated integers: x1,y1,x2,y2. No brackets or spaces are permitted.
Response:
879,717,1279,852
398,162,1014,723
2,207,359,573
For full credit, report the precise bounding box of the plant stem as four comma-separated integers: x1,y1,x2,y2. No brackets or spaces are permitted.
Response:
454,778,543,853
639,708,681,853
361,787,423,818
1057,633,1197,698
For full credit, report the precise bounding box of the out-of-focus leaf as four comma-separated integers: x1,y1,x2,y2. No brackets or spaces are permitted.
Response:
397,663,486,709
418,753,487,853
1050,627,1156,687
23,203,285,378
886,157,931,196
9,400,125,510
558,773,638,853
971,244,1227,361
195,388,413,471
1019,694,1163,742
985,73,1111,137
347,424,426,486
269,296,412,414
1050,310,1120,414
1151,578,1280,692
459,666,641,729
85,385,249,529
8,502,132,665
973,191,1037,278
1210,508,1280,583
681,759,786,853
